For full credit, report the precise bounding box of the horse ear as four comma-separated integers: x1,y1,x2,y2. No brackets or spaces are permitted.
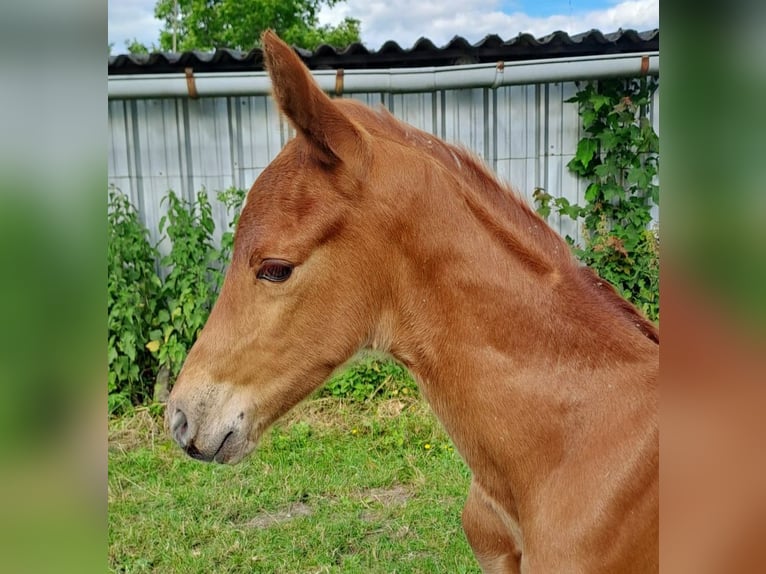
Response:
261,30,370,177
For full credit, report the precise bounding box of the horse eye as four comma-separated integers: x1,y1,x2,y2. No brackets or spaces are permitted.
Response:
256,259,294,283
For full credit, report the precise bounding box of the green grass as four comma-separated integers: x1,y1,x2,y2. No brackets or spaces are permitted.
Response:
108,398,479,573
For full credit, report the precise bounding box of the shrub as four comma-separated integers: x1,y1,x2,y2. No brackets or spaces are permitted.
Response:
147,190,222,378
107,187,162,413
109,187,247,412
322,353,418,402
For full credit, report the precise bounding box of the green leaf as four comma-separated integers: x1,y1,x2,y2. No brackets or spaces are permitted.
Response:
627,166,650,189
592,94,611,112
575,138,598,168
560,203,583,220
594,163,616,179
584,183,600,203
582,109,597,129
598,130,618,150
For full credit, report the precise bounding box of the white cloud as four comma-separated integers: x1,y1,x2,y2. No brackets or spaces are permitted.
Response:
320,0,658,49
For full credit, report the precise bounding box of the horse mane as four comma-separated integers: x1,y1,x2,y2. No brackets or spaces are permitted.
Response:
337,101,569,275
336,100,659,343
431,144,570,275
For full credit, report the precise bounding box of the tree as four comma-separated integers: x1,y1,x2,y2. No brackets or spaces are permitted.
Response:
125,38,150,54
154,0,361,52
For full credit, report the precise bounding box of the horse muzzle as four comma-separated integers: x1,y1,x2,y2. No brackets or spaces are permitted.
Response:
166,392,253,464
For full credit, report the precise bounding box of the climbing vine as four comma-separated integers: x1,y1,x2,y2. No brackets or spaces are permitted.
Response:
535,77,660,321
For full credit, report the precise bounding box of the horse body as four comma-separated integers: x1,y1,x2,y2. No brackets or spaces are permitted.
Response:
166,31,658,573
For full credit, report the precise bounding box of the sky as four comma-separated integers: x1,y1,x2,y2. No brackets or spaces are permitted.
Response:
108,0,658,53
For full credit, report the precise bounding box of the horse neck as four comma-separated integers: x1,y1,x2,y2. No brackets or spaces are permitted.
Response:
374,147,598,369
368,150,658,504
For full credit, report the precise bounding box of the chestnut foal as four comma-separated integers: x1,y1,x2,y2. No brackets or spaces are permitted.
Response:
167,31,658,573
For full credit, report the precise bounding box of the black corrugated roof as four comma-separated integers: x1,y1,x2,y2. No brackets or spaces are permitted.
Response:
108,29,658,75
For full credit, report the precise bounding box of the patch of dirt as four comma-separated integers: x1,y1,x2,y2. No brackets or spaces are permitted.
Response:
244,502,314,529
242,486,411,529
357,484,412,523
360,484,411,506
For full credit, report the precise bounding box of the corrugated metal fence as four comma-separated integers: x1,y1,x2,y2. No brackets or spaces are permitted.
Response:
108,81,659,247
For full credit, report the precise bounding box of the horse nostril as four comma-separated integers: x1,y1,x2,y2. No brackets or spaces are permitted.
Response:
185,442,207,461
170,408,190,448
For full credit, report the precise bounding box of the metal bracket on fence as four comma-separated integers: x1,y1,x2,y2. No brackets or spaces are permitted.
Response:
335,68,345,97
492,61,505,88
640,55,650,76
185,67,199,99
